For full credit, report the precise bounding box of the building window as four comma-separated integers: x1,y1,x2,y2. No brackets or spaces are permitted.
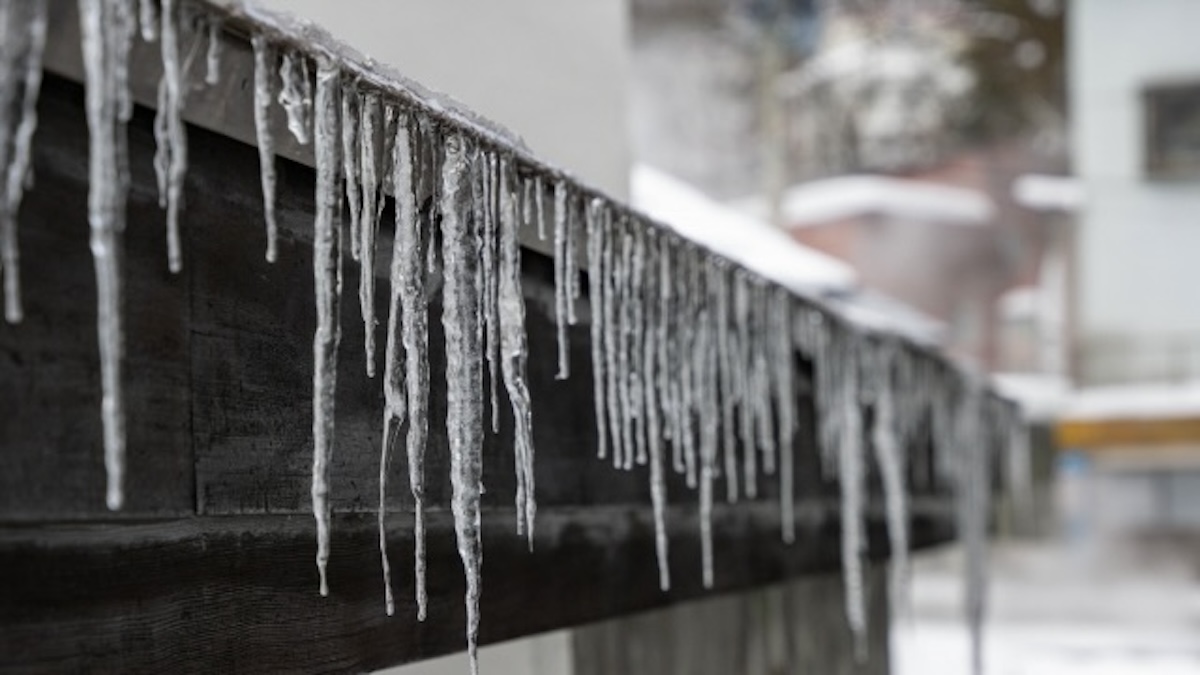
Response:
1144,82,1200,179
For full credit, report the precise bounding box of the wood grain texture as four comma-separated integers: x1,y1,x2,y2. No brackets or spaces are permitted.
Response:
0,507,951,673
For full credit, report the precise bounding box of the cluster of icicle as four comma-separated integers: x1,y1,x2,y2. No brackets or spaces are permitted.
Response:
0,1,1032,674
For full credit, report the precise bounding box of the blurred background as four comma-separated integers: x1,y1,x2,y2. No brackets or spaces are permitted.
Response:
262,0,1200,672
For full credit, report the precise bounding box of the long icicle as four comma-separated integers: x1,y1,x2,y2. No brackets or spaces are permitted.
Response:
1,0,48,324
871,342,910,617
481,153,501,434
660,238,682,475
643,231,669,591
714,263,739,503
753,282,777,477
698,293,720,588
616,226,636,470
382,110,430,618
311,58,342,598
441,133,484,675
773,290,797,543
587,199,609,460
498,157,536,549
629,223,648,467
377,119,408,618
602,213,624,470
79,0,135,511
155,0,185,273
553,180,570,380
250,35,279,262
837,334,868,658
734,273,757,498
340,83,361,262
678,245,699,488
358,92,382,378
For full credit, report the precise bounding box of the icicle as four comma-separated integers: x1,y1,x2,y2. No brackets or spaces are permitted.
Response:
498,157,537,550
616,227,636,471
835,333,868,659
340,84,361,261
382,111,430,619
480,152,501,435
535,176,547,241
358,92,383,378
279,51,312,145
553,180,570,380
772,290,797,543
629,223,648,467
441,133,485,675
957,377,990,675
733,273,757,498
566,199,580,326
137,0,156,41
204,17,221,86
678,245,699,488
587,199,609,460
250,35,279,262
751,283,777,476
154,0,186,274
697,303,717,589
79,0,135,511
713,263,739,503
642,231,670,591
602,214,625,470
520,176,533,235
1,0,48,324
659,238,683,475
310,59,342,598
870,342,910,617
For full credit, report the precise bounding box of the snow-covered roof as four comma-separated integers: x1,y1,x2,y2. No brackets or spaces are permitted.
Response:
631,165,858,294
633,165,948,345
998,285,1041,321
1062,381,1200,422
1012,174,1082,213
992,372,1070,422
827,289,946,346
736,175,994,228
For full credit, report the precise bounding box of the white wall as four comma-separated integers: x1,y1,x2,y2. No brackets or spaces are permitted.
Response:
260,0,632,198
1071,0,1200,382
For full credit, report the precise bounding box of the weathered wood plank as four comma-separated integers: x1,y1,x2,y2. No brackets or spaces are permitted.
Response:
0,506,951,673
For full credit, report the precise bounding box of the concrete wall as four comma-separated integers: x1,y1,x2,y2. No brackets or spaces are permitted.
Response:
259,0,632,198
1070,0,1200,383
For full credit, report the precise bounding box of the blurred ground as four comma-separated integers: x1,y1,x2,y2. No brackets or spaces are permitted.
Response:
896,532,1200,674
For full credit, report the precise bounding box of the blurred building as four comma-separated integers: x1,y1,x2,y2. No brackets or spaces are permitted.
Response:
1058,0,1200,533
1070,0,1200,386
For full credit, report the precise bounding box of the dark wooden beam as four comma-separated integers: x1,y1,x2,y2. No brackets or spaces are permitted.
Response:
0,73,957,673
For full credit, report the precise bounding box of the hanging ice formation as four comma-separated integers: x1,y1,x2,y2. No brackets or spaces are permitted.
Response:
153,0,186,273
78,0,136,511
439,133,485,675
0,0,48,325
251,34,278,262
310,56,343,598
31,3,1031,672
